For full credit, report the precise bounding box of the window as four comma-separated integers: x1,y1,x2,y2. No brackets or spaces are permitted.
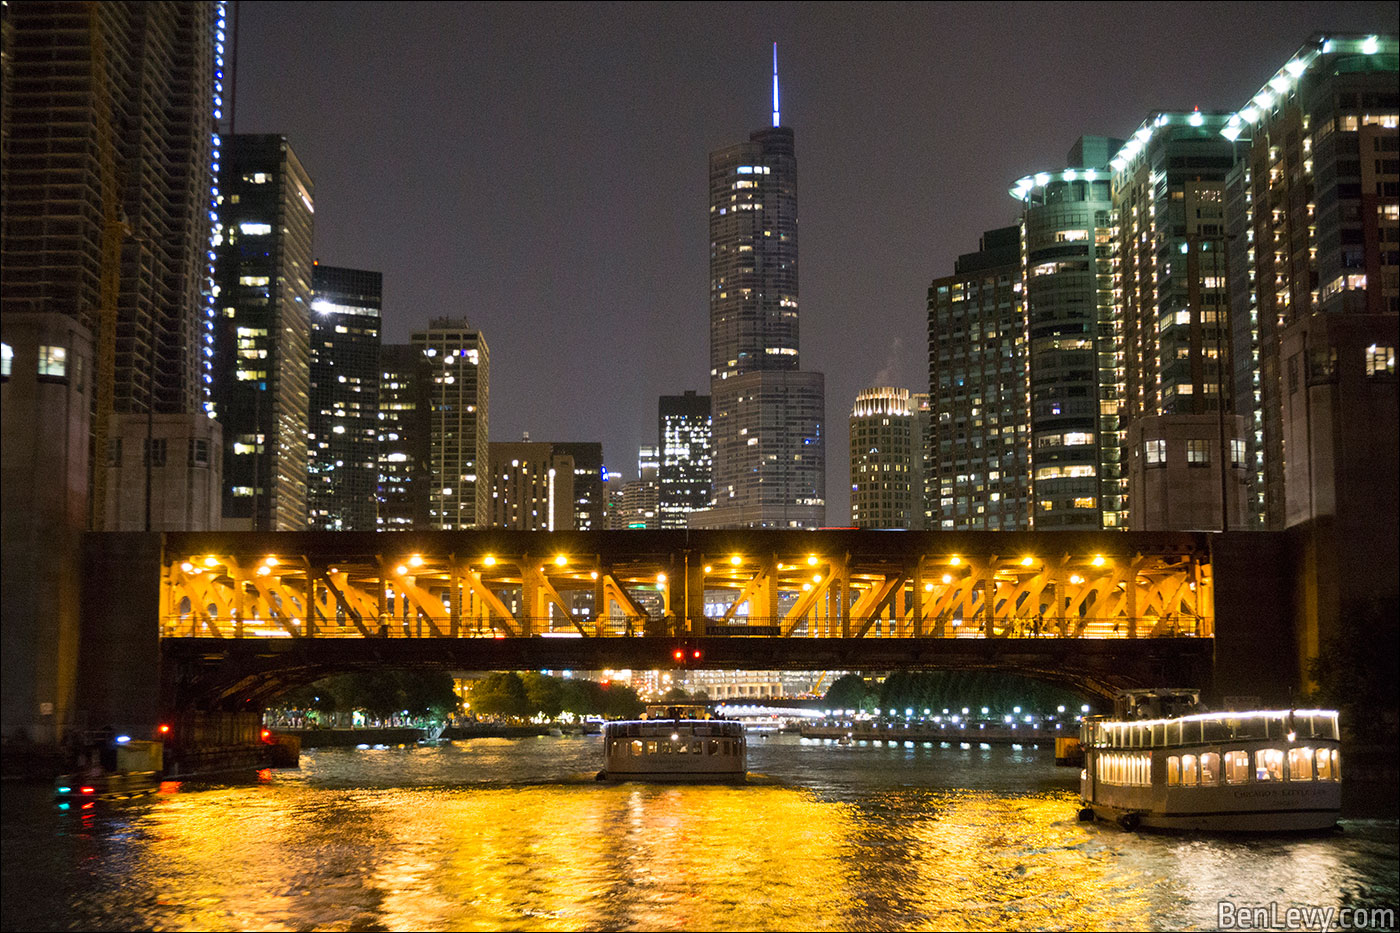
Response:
1145,439,1166,466
1288,747,1314,781
1181,753,1199,785
190,438,210,467
1225,749,1250,783
1187,439,1210,466
0,342,11,377
1230,439,1246,468
144,438,167,469
38,345,67,378
1316,748,1337,781
1372,343,1394,375
1255,748,1284,782
1200,752,1220,785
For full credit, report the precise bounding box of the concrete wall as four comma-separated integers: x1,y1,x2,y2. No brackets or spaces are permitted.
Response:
1208,532,1299,706
78,533,163,736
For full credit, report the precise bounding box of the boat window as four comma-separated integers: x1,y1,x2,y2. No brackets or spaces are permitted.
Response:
707,739,720,756
1181,754,1199,786
645,740,658,755
1288,747,1314,781
1225,750,1250,783
1330,748,1340,780
1200,752,1220,785
690,741,703,755
1167,756,1181,785
1255,748,1284,781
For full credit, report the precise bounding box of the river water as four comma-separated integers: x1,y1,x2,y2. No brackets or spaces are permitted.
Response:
2,735,1396,931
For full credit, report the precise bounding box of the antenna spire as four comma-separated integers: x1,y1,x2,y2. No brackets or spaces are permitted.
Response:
772,41,780,127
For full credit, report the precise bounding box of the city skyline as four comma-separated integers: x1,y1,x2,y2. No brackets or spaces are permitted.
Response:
233,4,1394,519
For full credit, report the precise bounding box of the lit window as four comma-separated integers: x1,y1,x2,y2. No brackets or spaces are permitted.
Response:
239,222,272,236
1144,439,1166,465
38,345,67,377
1365,345,1395,377
1186,440,1210,466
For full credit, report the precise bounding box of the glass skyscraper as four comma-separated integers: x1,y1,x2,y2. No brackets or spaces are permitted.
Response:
695,56,825,528
308,265,381,531
658,391,712,528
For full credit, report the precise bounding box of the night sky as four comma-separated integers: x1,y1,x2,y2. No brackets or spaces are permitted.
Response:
235,2,1394,521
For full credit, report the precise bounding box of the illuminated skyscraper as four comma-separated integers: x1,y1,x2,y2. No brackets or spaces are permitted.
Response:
489,441,575,531
849,387,928,529
658,391,712,528
411,318,488,530
694,46,825,529
376,343,431,529
927,226,1029,530
308,265,381,531
212,134,314,530
1009,136,1124,529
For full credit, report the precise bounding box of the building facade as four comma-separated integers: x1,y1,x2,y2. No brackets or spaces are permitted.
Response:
849,387,927,529
411,318,488,530
1009,136,1125,529
550,442,607,531
376,343,431,530
212,134,314,530
1111,112,1250,530
488,441,576,531
927,226,1029,530
695,70,825,529
658,391,712,528
308,265,381,531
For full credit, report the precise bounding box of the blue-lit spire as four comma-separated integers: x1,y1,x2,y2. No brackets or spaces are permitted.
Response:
772,41,780,127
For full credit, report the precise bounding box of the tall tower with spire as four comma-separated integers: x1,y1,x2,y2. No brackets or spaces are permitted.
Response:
693,45,826,528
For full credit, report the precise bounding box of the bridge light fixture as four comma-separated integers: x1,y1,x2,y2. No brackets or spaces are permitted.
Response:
949,555,962,566
590,571,598,580
395,564,408,575
264,556,279,567
941,574,953,584
656,572,667,585
203,556,218,567
409,554,424,567
483,555,497,567
703,564,713,573
1070,574,1084,584
924,582,933,592
1091,555,1106,567
807,555,818,566
730,555,742,566
802,582,811,591
181,561,195,573
555,554,568,567
1021,556,1035,567
812,573,822,583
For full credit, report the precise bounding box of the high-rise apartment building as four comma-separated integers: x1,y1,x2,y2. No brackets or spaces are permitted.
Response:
1219,34,1398,529
658,391,712,528
212,134,314,530
927,226,1029,530
1112,112,1250,530
1009,136,1125,529
1,1,223,741
308,265,381,531
488,441,576,531
695,51,825,528
411,318,488,530
849,387,928,529
376,343,431,529
1218,34,1398,671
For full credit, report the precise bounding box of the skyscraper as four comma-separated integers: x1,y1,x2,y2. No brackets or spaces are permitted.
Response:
0,0,223,742
694,47,825,529
1009,136,1124,529
308,265,381,531
489,440,576,531
658,391,712,528
412,318,488,530
1111,112,1250,530
377,343,432,529
927,226,1029,530
212,134,314,530
550,441,607,531
849,387,928,529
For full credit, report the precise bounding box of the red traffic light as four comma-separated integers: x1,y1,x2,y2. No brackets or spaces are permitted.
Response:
692,650,701,660
673,649,685,661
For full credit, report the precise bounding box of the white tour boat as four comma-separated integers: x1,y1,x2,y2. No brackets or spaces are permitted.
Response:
1079,689,1341,832
598,705,747,782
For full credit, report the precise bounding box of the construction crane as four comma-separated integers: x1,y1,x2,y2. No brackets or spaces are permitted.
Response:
87,1,128,529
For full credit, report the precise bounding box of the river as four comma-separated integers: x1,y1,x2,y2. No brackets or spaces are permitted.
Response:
2,735,1396,931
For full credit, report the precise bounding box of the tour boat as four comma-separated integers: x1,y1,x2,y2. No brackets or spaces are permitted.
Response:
1079,690,1342,832
55,737,163,803
598,705,746,782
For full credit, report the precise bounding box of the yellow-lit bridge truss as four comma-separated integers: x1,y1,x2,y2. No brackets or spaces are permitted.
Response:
159,530,1212,642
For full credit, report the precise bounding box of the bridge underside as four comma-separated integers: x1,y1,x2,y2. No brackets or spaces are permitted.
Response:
162,635,1215,709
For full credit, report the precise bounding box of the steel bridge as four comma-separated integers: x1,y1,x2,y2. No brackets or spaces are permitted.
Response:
150,529,1217,706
